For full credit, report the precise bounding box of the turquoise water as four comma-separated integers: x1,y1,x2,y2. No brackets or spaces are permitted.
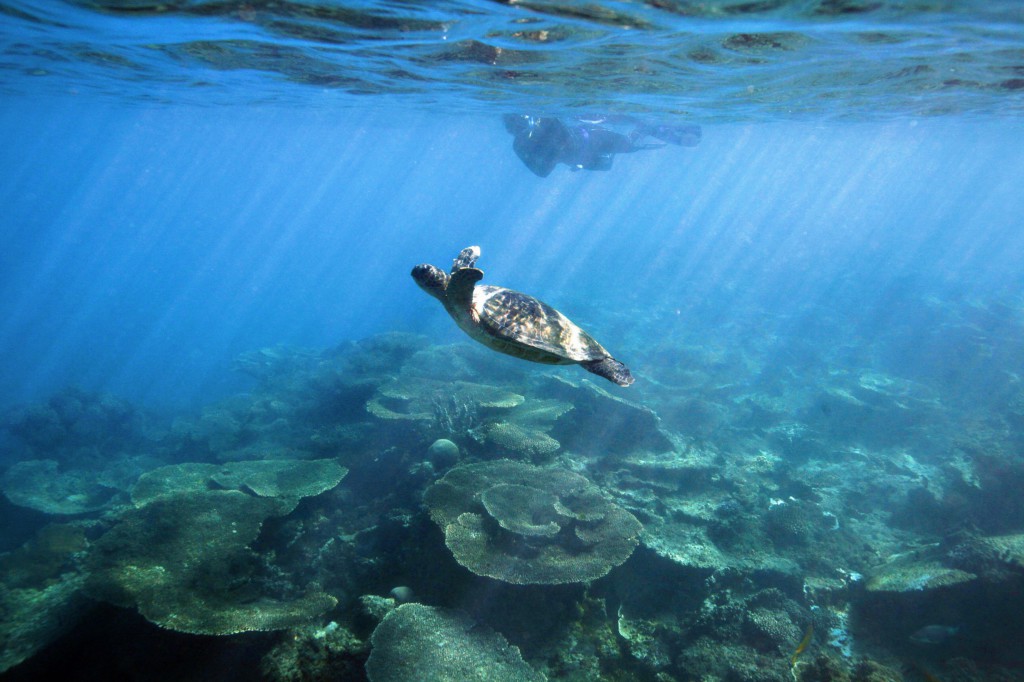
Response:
1,2,1024,681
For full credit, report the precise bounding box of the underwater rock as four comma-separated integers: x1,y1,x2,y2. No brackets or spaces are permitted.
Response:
616,605,673,670
641,518,800,577
943,532,1024,587
85,489,336,635
1,459,121,515
232,345,320,386
0,522,89,589
763,497,839,548
742,607,801,654
426,438,460,468
505,398,574,426
130,458,348,506
393,343,493,382
365,603,545,682
617,447,717,492
804,371,944,447
360,594,399,625
210,458,347,499
0,521,93,672
4,387,153,457
172,404,245,454
335,332,430,378
366,378,523,424
423,460,642,584
261,620,367,682
540,376,674,458
865,561,976,593
0,575,90,674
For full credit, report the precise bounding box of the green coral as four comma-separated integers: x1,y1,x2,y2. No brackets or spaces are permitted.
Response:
261,621,368,682
131,458,347,505
367,379,523,421
865,562,976,593
483,422,560,460
480,484,561,537
85,489,336,635
365,603,544,682
539,375,674,456
0,576,89,673
424,460,642,584
1,459,120,514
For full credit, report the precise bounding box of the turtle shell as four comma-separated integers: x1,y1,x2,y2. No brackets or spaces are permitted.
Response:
475,285,608,362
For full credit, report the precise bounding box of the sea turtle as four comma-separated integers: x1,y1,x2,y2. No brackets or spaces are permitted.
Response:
411,246,634,387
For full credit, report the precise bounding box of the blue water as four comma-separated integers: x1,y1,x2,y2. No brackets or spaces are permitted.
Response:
2,1,1024,680
3,104,1022,410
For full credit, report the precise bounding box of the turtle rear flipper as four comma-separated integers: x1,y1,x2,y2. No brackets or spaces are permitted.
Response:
582,357,634,387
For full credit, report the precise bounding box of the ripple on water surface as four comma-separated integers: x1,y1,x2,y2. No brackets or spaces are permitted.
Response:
1,0,1023,118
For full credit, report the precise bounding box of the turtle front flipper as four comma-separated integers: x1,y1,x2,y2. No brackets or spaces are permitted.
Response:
446,267,484,321
582,357,635,387
451,245,481,274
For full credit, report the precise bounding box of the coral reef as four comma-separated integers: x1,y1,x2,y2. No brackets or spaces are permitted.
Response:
85,489,336,635
3,294,1024,682
261,621,368,682
0,575,90,673
482,422,561,461
424,460,642,584
367,378,523,424
365,603,545,682
130,458,348,505
1,459,121,515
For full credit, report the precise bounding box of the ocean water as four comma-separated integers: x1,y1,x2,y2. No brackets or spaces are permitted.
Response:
1,1,1024,681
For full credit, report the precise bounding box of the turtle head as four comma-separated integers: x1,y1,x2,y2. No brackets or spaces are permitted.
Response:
411,263,449,301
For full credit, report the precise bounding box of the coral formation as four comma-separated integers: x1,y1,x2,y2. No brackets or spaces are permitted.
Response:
426,438,460,469
1,459,120,514
130,458,348,505
367,378,523,422
261,621,368,682
483,422,561,460
424,460,642,584
865,561,976,593
540,375,675,457
85,490,336,635
365,603,545,682
4,292,1024,682
0,575,89,673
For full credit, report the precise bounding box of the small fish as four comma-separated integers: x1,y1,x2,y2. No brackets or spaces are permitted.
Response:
909,624,959,645
791,624,813,668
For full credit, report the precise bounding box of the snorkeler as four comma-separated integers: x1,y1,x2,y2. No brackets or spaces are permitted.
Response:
503,114,700,177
